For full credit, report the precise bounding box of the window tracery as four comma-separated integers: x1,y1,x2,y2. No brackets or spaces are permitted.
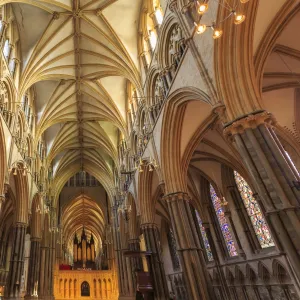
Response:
168,24,186,71
195,210,213,262
233,171,275,248
209,184,238,257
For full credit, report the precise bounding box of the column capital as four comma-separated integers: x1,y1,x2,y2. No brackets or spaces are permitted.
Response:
128,238,140,244
30,237,42,242
14,222,27,228
224,110,276,139
140,223,158,230
163,191,190,203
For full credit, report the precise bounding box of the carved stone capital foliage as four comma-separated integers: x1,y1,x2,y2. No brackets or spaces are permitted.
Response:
163,191,190,203
224,111,277,139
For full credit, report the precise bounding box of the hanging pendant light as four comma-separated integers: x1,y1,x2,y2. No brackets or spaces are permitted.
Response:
212,27,223,39
194,22,207,34
233,12,246,24
197,2,208,15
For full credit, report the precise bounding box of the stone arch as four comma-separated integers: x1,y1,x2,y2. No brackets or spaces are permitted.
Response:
138,162,156,224
254,4,300,93
214,0,262,120
273,260,291,285
246,264,258,285
30,193,42,239
258,262,272,285
161,87,213,193
235,266,245,285
226,268,235,286
8,161,29,224
157,15,186,71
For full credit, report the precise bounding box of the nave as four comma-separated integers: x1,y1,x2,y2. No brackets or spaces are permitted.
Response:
0,0,300,299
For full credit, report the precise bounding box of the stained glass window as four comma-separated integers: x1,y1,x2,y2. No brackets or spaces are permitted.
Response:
234,171,275,248
209,184,238,257
195,210,213,261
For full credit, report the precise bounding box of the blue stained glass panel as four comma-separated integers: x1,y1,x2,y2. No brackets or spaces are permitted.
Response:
195,210,213,262
210,184,238,257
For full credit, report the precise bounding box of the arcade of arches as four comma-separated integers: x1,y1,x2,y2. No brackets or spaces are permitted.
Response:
0,0,300,299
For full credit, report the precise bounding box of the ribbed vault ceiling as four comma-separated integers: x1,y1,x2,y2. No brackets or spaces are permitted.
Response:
10,0,143,199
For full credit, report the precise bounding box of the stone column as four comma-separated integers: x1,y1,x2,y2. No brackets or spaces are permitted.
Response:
38,244,48,298
26,238,41,298
4,222,27,299
0,194,5,214
224,111,300,285
48,231,56,299
140,223,169,300
112,205,128,297
163,192,212,300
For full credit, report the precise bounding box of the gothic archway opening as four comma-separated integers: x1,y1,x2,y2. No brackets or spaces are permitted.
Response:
81,281,90,297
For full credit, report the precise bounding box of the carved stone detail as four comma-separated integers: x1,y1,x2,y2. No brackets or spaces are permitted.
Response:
224,111,277,138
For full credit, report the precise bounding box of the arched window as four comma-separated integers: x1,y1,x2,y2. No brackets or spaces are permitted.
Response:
234,171,275,248
210,184,238,257
149,30,157,51
195,210,213,261
167,24,186,70
3,39,10,60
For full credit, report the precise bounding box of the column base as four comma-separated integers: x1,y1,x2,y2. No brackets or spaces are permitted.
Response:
24,295,38,300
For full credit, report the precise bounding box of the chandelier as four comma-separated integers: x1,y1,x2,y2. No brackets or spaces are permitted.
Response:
135,156,158,173
8,160,28,176
194,0,248,39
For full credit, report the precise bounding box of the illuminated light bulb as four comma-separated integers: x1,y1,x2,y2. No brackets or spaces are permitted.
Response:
197,2,208,15
240,0,249,2
194,22,207,34
212,28,223,39
13,168,17,176
149,164,153,172
139,157,144,165
139,165,143,173
234,13,246,25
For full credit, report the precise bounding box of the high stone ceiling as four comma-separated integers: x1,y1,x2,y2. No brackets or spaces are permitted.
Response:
10,0,143,198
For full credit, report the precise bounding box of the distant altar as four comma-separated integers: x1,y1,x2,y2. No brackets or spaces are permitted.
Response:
54,270,118,300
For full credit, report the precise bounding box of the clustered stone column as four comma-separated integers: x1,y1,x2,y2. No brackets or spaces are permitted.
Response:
164,192,212,300
112,204,133,298
224,111,300,283
140,223,169,300
26,238,41,298
4,222,27,299
128,238,143,290
38,241,49,298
